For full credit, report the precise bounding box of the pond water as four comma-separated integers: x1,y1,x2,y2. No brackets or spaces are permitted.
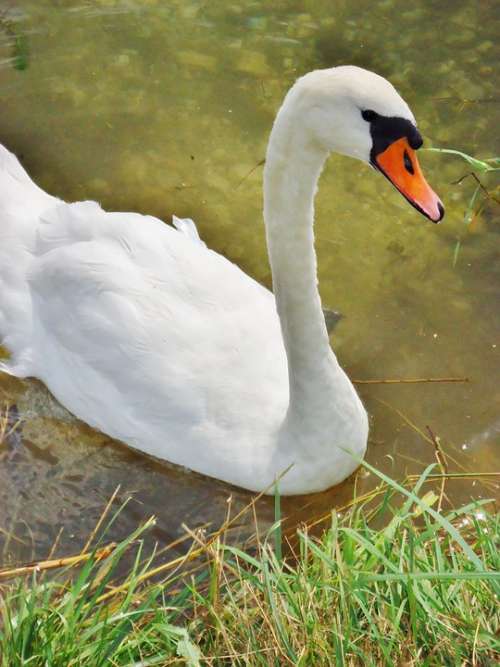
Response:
0,0,498,564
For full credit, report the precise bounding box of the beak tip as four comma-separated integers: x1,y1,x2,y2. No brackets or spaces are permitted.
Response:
437,201,445,221
432,201,445,224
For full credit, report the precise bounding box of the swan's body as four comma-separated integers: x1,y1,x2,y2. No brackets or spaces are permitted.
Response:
0,67,443,494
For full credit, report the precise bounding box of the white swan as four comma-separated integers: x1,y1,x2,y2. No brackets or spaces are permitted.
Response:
0,66,443,495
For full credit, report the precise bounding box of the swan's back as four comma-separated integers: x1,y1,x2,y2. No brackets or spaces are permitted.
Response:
0,144,289,480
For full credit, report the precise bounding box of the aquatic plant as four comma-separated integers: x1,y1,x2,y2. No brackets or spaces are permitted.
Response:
0,13,29,71
425,148,499,266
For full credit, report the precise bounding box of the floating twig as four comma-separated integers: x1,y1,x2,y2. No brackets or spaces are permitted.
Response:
406,472,500,480
235,158,265,189
353,377,469,385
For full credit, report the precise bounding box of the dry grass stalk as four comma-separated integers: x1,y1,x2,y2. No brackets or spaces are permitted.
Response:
0,543,116,581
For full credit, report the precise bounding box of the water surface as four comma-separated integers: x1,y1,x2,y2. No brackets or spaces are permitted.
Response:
0,0,498,563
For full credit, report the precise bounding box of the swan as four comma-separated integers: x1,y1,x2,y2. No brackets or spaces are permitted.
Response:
0,66,443,495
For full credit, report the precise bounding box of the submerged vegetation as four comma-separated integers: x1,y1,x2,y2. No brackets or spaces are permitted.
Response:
1,463,498,666
0,12,29,71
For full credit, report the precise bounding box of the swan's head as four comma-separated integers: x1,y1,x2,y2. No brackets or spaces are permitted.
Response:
288,66,444,222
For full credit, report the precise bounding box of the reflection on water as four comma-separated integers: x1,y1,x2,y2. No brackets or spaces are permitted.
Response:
0,0,498,562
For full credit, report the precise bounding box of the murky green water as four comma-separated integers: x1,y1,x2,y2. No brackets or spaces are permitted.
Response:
0,0,498,563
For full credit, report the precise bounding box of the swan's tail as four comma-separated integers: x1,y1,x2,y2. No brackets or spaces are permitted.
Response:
0,143,56,376
0,143,56,203
172,215,206,247
0,143,35,185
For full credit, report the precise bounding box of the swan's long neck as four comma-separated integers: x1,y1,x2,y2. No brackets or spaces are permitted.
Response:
264,94,344,425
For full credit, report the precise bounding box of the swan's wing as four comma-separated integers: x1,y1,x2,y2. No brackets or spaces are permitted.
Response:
27,200,287,457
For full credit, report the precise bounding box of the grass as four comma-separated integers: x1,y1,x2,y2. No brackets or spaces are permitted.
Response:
0,462,498,666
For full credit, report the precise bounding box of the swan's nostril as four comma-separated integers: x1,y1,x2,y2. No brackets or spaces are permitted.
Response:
403,149,414,175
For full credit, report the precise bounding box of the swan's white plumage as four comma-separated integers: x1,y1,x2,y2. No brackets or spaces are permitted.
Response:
1,174,292,482
0,67,425,494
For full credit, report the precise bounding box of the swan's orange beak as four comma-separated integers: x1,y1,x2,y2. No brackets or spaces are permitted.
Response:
374,137,444,223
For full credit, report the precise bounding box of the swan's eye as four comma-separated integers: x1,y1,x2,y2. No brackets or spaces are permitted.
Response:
403,149,414,174
361,109,377,122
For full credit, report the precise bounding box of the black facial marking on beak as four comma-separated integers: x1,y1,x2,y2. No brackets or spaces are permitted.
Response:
361,110,444,223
